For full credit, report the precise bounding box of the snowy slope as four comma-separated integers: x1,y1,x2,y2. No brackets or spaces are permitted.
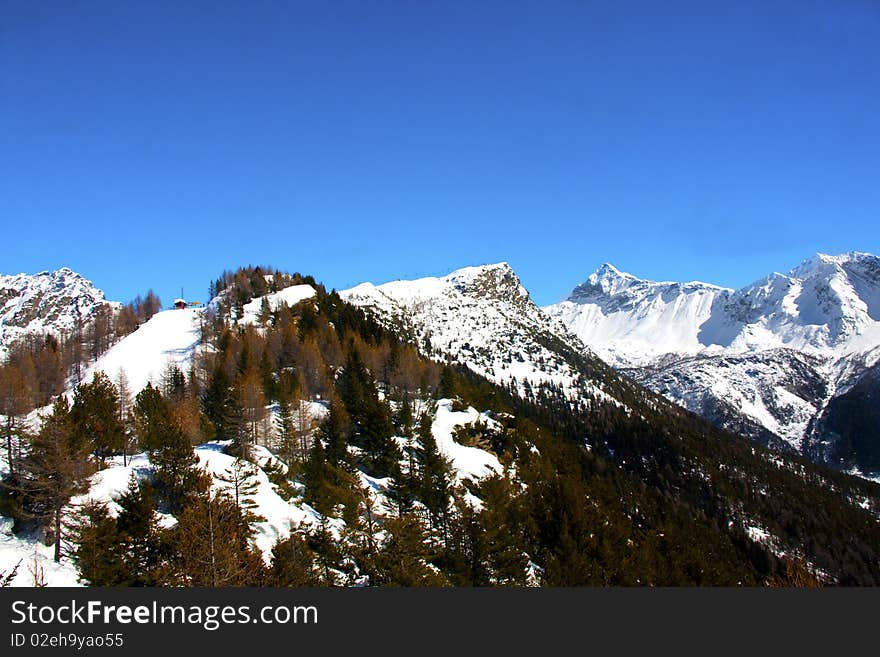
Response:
547,252,880,366
342,263,620,406
82,307,203,396
546,263,730,367
239,284,316,325
547,252,880,472
0,267,117,356
0,398,503,585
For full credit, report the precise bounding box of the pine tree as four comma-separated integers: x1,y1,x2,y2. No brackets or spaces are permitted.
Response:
113,473,163,585
375,515,447,586
69,371,125,461
438,365,457,399
275,396,297,467
216,457,264,524
71,501,126,584
171,492,266,586
317,397,351,467
201,366,234,439
160,363,187,401
416,411,453,540
19,396,91,562
270,527,319,586
133,384,206,513
308,514,341,586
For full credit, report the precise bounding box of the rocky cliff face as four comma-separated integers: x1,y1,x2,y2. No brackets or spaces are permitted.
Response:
0,268,117,355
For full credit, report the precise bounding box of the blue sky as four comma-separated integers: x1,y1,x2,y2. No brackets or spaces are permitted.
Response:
1,1,878,306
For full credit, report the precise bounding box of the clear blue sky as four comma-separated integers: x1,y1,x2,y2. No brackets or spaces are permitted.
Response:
2,1,878,305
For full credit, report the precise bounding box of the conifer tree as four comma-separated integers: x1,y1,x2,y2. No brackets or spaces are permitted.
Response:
216,457,264,524
270,527,319,586
133,384,205,513
375,515,447,586
171,492,266,586
201,366,234,439
308,514,341,586
71,501,126,584
19,396,91,562
416,411,453,540
275,396,296,466
317,397,351,467
113,473,163,585
69,371,125,461
160,363,187,401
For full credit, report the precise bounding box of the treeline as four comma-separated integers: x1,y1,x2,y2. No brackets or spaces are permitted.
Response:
208,265,316,320
4,264,877,587
66,266,774,586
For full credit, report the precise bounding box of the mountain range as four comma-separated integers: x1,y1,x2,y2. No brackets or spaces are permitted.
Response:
2,256,880,587
545,252,880,476
2,253,879,479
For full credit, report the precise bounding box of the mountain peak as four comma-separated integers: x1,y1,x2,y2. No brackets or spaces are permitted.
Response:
0,266,115,354
790,251,879,280
446,262,529,303
593,262,636,281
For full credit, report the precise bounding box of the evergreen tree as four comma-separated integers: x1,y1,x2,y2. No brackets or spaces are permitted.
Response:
19,396,91,562
375,515,447,586
134,384,206,513
337,348,400,477
216,457,264,524
275,396,297,467
70,371,125,461
71,501,126,584
112,474,163,585
201,366,234,439
416,411,452,540
317,397,351,467
160,363,187,401
170,492,266,586
270,528,319,586
438,365,457,399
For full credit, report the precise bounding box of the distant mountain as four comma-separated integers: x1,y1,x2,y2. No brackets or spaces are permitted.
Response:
0,268,117,355
545,252,880,476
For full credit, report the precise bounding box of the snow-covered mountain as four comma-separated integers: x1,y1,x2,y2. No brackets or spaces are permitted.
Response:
0,268,117,355
545,252,880,474
546,263,730,367
341,262,623,406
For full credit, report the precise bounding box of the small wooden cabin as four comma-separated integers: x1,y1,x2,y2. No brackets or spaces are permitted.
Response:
174,298,187,309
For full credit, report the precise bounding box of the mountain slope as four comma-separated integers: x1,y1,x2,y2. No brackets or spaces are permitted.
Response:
341,262,625,406
546,252,880,474
82,307,203,395
3,263,880,587
0,268,117,356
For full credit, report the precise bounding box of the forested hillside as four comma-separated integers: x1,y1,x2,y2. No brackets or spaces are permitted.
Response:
2,266,878,587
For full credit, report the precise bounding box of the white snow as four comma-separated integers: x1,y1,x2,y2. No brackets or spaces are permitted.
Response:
81,308,203,396
546,252,880,367
0,517,82,587
547,252,880,455
0,267,118,357
342,263,619,407
239,284,317,324
195,442,318,561
431,399,503,482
